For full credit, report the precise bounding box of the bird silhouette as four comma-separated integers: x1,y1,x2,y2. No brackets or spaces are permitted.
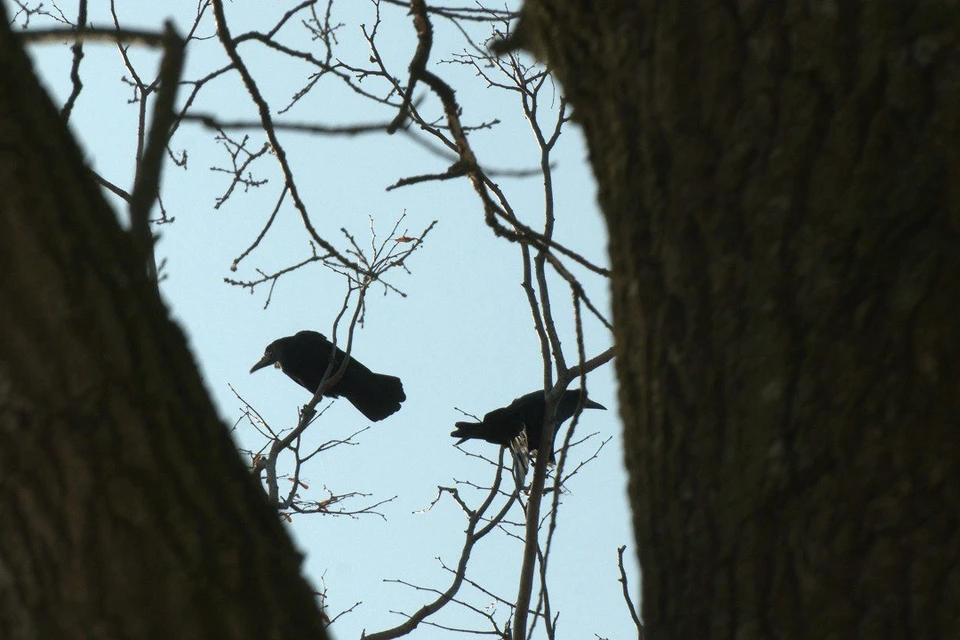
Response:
250,330,405,421
451,388,606,467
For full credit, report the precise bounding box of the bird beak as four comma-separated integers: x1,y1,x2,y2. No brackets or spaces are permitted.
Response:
585,399,607,411
249,353,274,373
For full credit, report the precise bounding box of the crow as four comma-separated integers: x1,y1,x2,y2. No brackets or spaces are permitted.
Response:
250,330,405,421
451,389,606,467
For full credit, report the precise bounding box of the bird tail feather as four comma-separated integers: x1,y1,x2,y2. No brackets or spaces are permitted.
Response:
342,372,405,422
450,421,482,445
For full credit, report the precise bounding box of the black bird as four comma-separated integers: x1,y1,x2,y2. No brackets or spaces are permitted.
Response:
451,389,606,464
250,330,405,421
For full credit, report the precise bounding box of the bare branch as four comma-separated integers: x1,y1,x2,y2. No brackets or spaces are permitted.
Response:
184,113,392,136
210,0,364,274
17,25,169,46
364,450,517,640
59,0,87,121
128,23,185,287
617,546,644,640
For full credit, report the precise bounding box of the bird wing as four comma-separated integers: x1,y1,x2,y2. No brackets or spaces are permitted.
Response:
508,428,530,481
482,407,527,443
509,427,530,458
281,332,336,395
279,364,319,395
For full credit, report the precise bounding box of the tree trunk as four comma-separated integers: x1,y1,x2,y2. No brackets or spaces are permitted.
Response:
0,10,329,640
525,2,960,638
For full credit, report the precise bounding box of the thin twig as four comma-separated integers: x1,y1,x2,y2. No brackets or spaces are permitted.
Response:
617,546,644,640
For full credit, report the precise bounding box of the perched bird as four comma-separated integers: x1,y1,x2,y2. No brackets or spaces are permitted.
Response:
250,330,405,421
451,389,606,466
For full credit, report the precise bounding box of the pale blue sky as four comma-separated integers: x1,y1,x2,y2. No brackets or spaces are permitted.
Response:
16,1,641,637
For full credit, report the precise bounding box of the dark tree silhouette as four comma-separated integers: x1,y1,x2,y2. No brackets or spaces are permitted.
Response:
0,6,330,638
509,1,960,638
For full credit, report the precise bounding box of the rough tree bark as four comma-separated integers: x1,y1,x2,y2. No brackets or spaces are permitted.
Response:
0,9,330,640
520,1,960,638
